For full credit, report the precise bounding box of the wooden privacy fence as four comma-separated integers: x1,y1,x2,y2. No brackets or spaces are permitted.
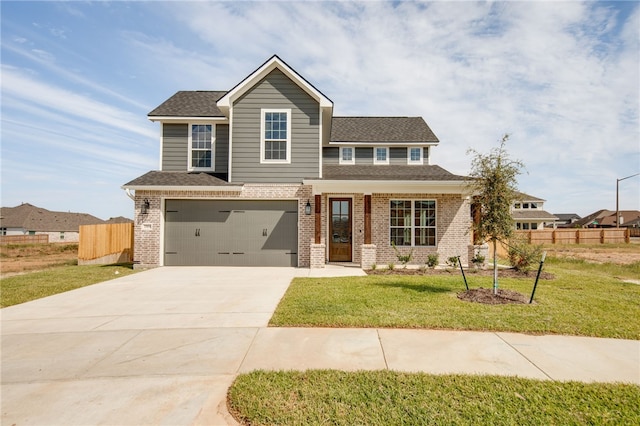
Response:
490,228,631,258
0,234,49,245
78,223,134,265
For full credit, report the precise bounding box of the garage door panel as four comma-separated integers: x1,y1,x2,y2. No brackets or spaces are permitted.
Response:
164,200,298,267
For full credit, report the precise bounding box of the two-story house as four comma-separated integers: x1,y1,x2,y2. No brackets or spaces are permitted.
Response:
511,192,558,230
123,55,472,268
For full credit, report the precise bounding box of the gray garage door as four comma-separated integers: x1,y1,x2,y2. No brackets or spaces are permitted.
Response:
164,200,298,266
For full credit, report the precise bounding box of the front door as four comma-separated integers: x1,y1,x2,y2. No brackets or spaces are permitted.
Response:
329,198,352,262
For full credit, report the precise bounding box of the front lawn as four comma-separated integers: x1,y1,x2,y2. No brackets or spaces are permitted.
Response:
270,258,640,339
229,370,640,425
1,264,138,308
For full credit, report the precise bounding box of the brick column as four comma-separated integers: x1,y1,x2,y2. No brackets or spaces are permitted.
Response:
310,243,326,268
361,244,377,270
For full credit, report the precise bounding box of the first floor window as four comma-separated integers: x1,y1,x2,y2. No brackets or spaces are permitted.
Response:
262,109,291,163
516,222,538,230
190,124,214,170
390,200,436,246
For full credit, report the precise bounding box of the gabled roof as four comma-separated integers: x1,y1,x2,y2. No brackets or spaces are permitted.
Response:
315,165,465,181
0,203,104,232
148,91,227,118
330,117,439,144
216,55,333,114
514,192,545,202
554,213,581,221
122,171,242,190
573,209,613,227
512,210,558,221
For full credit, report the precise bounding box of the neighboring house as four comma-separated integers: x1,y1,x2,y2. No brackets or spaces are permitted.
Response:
551,213,582,228
574,209,640,228
105,216,134,224
123,55,471,269
511,192,558,230
0,203,105,242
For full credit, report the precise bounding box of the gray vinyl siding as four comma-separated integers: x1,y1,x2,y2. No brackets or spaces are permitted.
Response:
215,124,229,173
161,123,229,173
323,147,339,165
323,146,430,166
355,147,373,164
162,123,188,171
231,69,320,183
390,147,406,165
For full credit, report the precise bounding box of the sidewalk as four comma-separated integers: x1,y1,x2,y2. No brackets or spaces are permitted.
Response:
239,327,640,383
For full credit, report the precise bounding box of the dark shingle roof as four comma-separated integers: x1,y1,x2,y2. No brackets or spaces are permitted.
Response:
0,203,104,232
148,91,228,117
330,117,439,143
123,171,237,187
316,165,466,181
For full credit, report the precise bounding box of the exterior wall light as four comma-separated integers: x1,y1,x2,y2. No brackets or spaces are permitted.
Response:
305,200,312,215
142,199,150,215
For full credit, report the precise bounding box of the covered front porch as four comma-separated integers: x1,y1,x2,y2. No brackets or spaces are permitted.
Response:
305,188,473,269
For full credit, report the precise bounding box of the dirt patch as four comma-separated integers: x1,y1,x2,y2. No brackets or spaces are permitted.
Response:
457,287,530,305
543,242,640,265
0,243,78,277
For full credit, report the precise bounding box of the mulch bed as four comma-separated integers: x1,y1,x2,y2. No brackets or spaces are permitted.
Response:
457,287,531,305
366,267,554,280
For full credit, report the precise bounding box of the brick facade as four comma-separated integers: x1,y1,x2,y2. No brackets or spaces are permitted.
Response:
133,184,314,269
371,193,471,267
311,192,471,268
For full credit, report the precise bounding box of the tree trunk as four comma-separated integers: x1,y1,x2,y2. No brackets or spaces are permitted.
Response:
493,239,498,295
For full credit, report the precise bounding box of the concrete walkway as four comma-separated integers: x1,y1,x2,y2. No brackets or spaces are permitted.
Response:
2,267,639,426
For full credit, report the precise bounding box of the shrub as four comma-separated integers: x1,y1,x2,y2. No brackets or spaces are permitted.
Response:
392,242,413,268
388,262,395,270
446,256,459,268
507,236,544,272
426,253,439,268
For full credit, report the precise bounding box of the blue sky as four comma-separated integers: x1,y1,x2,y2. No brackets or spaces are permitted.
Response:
1,1,638,220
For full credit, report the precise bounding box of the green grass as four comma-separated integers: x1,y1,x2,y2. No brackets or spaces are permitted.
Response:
270,258,640,339
1,264,138,308
229,370,640,425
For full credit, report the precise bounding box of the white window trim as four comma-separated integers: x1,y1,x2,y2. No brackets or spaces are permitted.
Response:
374,147,389,165
188,123,215,171
389,199,437,247
260,108,292,164
339,147,355,165
408,147,423,165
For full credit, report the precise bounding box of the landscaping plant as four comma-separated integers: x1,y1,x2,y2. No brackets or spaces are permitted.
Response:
467,134,524,294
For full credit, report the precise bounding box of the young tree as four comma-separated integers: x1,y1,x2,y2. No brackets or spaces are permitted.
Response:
467,134,524,294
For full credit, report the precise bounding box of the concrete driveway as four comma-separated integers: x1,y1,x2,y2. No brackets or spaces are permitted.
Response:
1,267,311,426
2,266,638,425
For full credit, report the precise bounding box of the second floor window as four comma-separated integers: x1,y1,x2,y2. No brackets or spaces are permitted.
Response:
340,147,354,164
408,147,423,164
190,124,214,170
261,109,291,163
374,147,389,164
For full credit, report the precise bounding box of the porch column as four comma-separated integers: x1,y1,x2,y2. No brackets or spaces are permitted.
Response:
314,194,321,244
364,194,371,244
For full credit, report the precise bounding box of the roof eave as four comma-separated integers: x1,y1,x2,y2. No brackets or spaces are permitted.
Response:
328,141,439,146
148,116,229,122
302,179,470,196
121,185,243,192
